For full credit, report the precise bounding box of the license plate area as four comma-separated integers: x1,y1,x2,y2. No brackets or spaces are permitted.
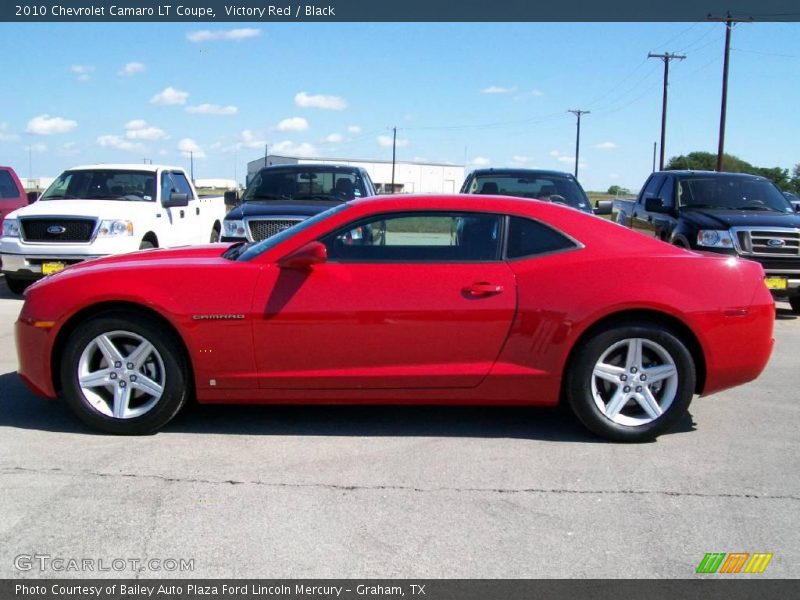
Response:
765,276,788,290
41,262,66,275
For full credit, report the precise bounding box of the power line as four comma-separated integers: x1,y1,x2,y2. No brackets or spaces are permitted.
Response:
648,52,686,170
567,109,590,179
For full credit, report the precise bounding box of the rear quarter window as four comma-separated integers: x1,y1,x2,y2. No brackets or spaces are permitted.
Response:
0,171,21,199
506,216,577,259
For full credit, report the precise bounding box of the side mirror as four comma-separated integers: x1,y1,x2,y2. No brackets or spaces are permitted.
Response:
26,191,40,204
278,241,327,270
594,200,613,216
163,192,189,208
224,190,239,206
644,197,670,213
794,204,800,213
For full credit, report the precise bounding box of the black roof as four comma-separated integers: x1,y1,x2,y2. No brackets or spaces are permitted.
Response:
656,170,768,180
469,168,576,178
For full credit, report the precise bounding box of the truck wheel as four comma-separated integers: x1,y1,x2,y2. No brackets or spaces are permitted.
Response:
4,276,30,295
210,228,220,243
566,321,695,442
59,314,189,434
789,296,800,315
139,240,155,250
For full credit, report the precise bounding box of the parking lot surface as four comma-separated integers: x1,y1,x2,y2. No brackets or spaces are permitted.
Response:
0,275,798,578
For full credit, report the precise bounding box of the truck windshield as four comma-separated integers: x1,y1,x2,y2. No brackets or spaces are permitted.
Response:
677,176,793,213
468,174,591,212
40,170,157,202
242,168,367,203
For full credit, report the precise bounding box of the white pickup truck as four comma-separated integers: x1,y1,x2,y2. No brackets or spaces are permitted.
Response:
0,164,226,293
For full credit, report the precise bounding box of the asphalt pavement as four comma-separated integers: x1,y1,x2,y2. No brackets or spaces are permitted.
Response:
0,275,797,578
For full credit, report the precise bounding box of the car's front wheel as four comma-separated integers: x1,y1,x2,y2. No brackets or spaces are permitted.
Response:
4,275,30,295
566,321,696,442
60,314,189,434
788,295,800,315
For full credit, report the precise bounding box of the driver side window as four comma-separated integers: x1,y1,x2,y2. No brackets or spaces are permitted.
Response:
322,212,501,262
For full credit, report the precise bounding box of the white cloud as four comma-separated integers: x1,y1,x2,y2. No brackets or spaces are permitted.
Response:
178,138,206,159
595,141,617,149
118,62,145,77
29,143,48,153
347,125,361,134
237,129,267,149
470,157,491,167
70,64,94,82
59,142,80,156
556,156,575,163
270,141,318,157
276,117,309,132
96,134,142,152
185,104,238,116
124,120,168,141
0,122,19,142
512,155,534,164
186,28,261,43
482,85,516,94
26,114,78,135
294,91,348,110
323,133,343,143
150,86,189,106
609,173,619,179
377,135,409,148
549,150,563,157
412,156,428,163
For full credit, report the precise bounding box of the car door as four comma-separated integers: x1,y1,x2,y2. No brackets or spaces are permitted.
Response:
631,174,665,238
160,171,195,246
251,211,518,389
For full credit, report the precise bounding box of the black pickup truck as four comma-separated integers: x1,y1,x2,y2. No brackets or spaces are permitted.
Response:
613,170,800,312
222,164,376,243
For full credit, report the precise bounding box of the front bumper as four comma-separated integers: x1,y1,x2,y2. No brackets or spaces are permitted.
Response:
1,252,103,279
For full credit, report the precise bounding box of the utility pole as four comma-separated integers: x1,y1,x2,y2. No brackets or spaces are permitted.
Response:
264,143,268,167
708,13,751,171
652,142,657,172
28,145,32,187
648,52,686,170
567,110,589,179
189,151,194,182
391,126,397,194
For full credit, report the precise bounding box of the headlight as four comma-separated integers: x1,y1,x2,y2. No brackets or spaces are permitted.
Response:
2,219,20,238
97,220,134,237
223,220,246,238
697,230,734,248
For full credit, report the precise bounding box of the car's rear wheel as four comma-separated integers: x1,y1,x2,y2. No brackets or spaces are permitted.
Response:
4,275,30,295
210,228,220,243
566,321,695,442
60,314,189,434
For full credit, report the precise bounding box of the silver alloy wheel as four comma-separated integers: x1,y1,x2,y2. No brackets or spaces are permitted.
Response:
590,337,679,427
77,330,166,419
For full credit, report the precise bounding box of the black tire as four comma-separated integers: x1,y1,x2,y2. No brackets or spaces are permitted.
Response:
789,295,800,315
59,313,189,434
4,276,30,294
210,228,220,243
139,240,155,250
566,321,696,442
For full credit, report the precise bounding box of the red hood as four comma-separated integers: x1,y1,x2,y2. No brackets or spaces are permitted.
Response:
62,244,233,275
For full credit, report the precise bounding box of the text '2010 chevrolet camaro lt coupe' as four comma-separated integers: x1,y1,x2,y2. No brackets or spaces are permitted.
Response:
15,195,774,441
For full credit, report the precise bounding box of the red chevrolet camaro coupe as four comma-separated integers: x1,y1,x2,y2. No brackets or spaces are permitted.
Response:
15,195,774,441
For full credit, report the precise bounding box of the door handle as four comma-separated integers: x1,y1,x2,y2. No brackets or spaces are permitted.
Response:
464,282,504,296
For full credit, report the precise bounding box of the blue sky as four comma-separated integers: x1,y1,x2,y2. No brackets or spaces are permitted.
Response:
0,21,798,191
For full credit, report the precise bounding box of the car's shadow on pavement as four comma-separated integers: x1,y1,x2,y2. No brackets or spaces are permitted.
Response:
0,278,23,300
0,371,696,443
775,307,797,320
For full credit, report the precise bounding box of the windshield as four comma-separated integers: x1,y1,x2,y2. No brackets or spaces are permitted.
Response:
468,174,591,212
677,176,793,213
242,168,367,203
232,203,351,262
40,170,157,201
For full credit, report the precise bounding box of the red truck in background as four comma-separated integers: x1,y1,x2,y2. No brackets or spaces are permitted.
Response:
0,166,29,270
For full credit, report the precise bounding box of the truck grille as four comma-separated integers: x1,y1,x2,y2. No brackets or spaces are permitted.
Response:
246,219,304,242
733,228,800,257
20,218,97,243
